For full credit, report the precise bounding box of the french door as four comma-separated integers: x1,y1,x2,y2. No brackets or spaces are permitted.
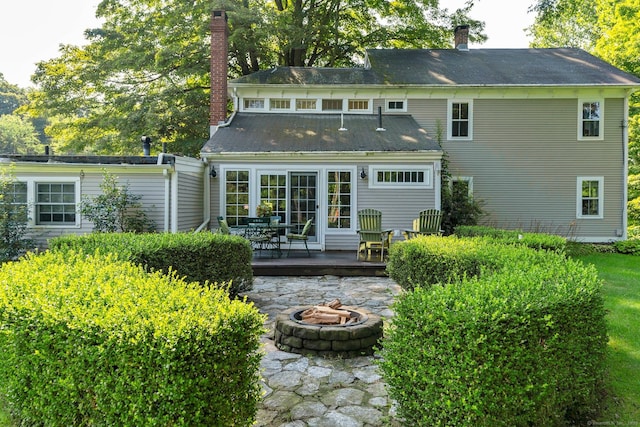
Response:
258,170,318,243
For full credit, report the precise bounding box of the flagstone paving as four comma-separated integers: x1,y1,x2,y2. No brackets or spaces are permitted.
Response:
241,275,404,427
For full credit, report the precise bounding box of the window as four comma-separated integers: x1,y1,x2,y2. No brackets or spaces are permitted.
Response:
577,177,603,219
348,100,369,112
270,99,291,110
296,99,317,111
327,170,352,229
36,182,76,225
579,99,603,140
448,100,472,140
259,173,287,222
322,99,343,111
371,166,433,188
386,100,406,112
224,170,250,226
243,98,265,110
451,177,473,198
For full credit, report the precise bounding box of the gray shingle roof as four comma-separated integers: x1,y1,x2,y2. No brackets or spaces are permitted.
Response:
230,48,640,87
202,113,440,154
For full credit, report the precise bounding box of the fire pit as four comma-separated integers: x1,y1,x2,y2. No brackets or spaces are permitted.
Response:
274,299,383,358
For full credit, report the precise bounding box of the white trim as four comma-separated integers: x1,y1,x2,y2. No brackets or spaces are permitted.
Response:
385,99,407,113
447,99,473,141
17,177,82,228
576,176,604,219
577,98,604,141
451,175,474,197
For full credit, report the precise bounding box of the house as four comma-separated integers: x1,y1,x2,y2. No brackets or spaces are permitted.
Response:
3,10,639,250
202,11,640,248
0,153,206,247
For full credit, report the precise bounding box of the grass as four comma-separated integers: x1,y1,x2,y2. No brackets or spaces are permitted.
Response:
575,252,640,424
0,251,638,425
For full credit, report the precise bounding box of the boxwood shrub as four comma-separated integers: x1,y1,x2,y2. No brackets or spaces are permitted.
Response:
0,250,265,426
379,243,608,426
454,225,567,252
49,231,253,297
386,235,552,291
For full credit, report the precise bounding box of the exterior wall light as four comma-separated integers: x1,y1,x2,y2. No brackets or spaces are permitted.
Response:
360,167,367,179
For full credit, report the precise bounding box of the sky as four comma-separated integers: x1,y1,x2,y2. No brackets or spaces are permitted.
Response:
0,0,535,88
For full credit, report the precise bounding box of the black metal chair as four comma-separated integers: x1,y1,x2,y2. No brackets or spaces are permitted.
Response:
286,218,313,257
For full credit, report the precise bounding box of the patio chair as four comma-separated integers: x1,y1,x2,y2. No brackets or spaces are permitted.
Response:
286,218,313,257
246,217,274,255
402,209,443,239
217,216,231,234
357,209,394,261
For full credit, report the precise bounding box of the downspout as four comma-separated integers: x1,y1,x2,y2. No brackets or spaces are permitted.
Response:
622,93,630,240
159,153,172,232
195,159,212,233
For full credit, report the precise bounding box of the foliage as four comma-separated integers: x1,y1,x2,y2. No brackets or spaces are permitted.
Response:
454,225,567,252
80,170,155,233
380,240,608,426
528,0,600,50
48,231,254,297
256,200,273,217
0,74,26,116
613,238,640,255
439,151,485,235
25,0,485,156
0,168,33,262
0,114,42,154
0,250,265,426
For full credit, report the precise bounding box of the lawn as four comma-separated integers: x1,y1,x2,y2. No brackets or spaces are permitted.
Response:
0,252,638,425
576,252,640,424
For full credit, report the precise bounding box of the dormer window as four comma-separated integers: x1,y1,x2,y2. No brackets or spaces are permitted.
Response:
296,99,317,111
348,100,369,112
322,99,343,111
270,99,291,110
243,98,265,110
386,100,406,112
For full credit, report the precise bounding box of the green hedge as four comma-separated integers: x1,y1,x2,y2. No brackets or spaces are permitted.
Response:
0,250,265,426
49,232,253,297
379,243,608,426
387,235,552,291
454,225,567,252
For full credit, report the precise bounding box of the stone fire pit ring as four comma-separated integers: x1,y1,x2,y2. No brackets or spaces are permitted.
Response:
274,306,383,358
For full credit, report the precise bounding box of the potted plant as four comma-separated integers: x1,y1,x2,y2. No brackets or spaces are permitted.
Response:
256,201,273,218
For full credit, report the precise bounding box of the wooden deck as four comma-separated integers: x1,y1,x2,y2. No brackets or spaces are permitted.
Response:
251,250,388,277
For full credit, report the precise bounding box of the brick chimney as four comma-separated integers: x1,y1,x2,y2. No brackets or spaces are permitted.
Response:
454,25,469,51
210,10,228,131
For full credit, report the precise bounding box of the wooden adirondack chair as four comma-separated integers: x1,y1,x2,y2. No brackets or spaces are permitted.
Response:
357,209,393,261
402,209,443,239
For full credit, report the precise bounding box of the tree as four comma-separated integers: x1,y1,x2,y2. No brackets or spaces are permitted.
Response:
527,0,600,50
81,170,155,233
0,168,33,262
26,0,484,156
0,114,42,154
0,74,27,116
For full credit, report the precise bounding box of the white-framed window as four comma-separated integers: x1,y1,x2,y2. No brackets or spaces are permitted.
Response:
327,170,353,229
243,98,265,110
577,176,604,219
270,98,291,111
448,99,473,140
35,181,78,226
322,99,343,111
224,169,250,227
370,165,433,189
347,99,370,112
296,99,317,111
385,99,407,113
578,99,604,140
451,176,473,198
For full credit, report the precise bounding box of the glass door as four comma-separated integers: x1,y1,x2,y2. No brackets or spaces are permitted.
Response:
289,172,317,242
